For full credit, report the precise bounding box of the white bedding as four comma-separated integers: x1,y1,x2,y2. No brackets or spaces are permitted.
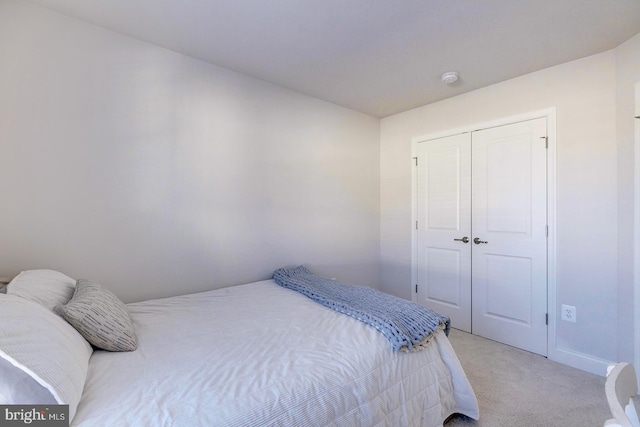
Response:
72,280,479,426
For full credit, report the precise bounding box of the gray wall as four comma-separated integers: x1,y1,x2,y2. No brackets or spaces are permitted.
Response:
0,0,380,302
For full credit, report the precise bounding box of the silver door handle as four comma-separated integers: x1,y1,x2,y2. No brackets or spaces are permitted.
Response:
473,237,488,244
454,237,469,243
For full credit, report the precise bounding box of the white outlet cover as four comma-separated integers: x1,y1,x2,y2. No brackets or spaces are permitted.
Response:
561,304,576,322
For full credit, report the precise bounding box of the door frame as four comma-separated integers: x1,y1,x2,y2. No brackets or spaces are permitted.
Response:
411,108,557,359
634,82,640,388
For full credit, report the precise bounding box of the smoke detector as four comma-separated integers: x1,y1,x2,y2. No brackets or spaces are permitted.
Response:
441,71,459,84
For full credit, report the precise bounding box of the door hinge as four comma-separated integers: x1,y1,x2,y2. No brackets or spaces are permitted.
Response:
413,157,418,166
415,221,418,230
545,225,548,237
415,284,418,293
546,313,549,325
540,136,548,148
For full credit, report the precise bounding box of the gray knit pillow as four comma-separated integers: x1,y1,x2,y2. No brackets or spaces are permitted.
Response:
61,280,137,352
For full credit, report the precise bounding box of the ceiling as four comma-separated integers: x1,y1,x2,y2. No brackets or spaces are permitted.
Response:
24,0,640,118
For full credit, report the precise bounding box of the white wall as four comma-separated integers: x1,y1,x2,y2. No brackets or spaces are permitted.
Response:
0,0,380,302
380,51,619,369
615,32,640,366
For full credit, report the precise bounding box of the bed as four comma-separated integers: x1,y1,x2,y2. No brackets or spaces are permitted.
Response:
0,269,479,426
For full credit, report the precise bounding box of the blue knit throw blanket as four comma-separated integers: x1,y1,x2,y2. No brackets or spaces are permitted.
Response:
273,266,450,352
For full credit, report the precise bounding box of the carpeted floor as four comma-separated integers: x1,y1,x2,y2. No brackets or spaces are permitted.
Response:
444,328,629,427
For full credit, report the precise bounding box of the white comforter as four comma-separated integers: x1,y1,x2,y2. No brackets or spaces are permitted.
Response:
72,280,478,426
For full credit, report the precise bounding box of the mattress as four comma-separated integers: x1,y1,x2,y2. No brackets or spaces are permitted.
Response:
71,280,479,426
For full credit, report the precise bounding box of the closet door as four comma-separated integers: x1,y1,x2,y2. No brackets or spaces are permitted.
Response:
416,133,472,332
471,118,548,356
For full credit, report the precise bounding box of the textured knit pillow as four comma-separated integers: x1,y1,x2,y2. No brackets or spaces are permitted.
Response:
61,280,137,352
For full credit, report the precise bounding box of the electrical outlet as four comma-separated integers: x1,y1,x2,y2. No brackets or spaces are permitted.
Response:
561,304,576,322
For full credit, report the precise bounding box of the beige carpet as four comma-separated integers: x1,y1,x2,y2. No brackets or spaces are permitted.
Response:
444,328,623,427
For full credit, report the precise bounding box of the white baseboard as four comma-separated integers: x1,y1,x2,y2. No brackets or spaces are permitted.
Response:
550,346,612,377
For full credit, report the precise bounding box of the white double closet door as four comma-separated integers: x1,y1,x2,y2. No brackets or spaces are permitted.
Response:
416,118,548,356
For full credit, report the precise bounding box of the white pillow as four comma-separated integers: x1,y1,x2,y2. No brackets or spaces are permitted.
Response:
0,295,92,421
7,269,76,312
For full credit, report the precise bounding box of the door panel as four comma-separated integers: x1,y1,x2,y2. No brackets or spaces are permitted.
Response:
486,136,532,234
471,118,547,356
416,133,471,332
425,248,461,305
484,254,532,325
